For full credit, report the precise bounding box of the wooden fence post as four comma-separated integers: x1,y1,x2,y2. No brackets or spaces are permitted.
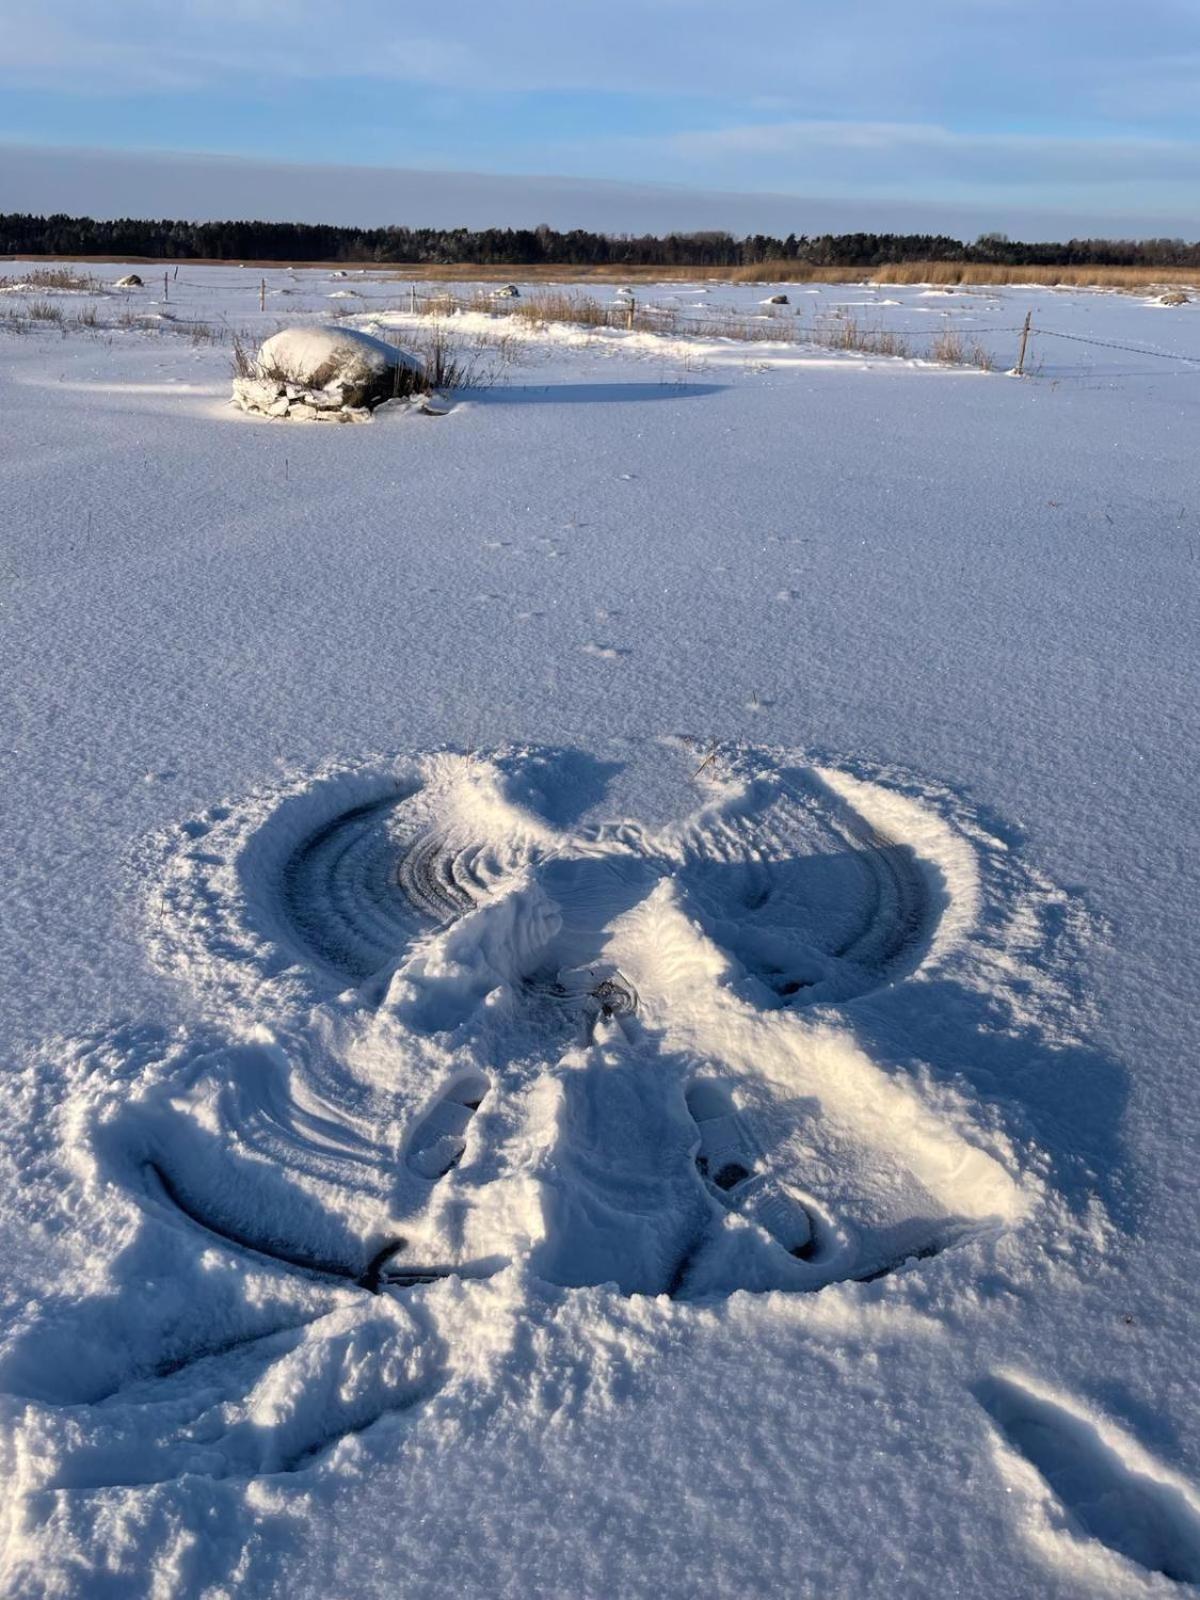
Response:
260,277,266,312
626,295,636,331
1015,310,1032,376
163,271,168,303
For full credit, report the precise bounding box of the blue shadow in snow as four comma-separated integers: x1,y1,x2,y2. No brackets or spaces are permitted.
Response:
492,746,625,830
468,382,727,405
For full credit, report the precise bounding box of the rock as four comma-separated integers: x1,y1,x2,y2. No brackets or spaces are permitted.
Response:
258,324,421,396
114,273,143,288
764,293,790,305
306,388,348,411
1159,291,1190,306
232,376,286,413
232,325,427,420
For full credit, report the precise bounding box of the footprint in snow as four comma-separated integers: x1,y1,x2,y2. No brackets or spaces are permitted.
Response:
686,1080,820,1260
977,1373,1200,1586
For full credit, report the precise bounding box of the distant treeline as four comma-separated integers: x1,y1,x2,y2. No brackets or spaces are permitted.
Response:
2,212,1199,267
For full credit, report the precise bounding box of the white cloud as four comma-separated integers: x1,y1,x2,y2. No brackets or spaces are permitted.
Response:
0,0,1197,131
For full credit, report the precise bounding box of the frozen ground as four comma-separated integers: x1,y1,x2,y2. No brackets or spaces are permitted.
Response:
1,263,1199,1598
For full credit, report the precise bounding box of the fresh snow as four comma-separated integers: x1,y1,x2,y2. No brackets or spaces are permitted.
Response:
256,323,421,385
0,264,1199,1599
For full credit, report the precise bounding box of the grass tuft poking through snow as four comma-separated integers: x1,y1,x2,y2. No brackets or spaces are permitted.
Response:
929,329,995,370
0,265,105,293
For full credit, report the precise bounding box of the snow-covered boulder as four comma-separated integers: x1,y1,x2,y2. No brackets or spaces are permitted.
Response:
258,325,423,394
232,324,426,422
114,273,143,288
763,292,790,305
491,284,521,299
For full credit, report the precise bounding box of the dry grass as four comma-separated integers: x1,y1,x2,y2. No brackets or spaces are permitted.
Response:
875,261,1200,290
426,286,639,332
383,262,745,284
691,312,794,342
928,328,994,370
407,284,1013,370
512,290,615,328
809,314,912,360
416,286,794,343
0,265,104,292
729,263,872,284
404,323,471,390
734,259,1200,290
26,300,64,323
230,335,256,378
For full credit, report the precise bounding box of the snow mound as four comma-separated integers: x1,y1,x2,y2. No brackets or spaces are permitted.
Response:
257,325,421,389
233,324,426,423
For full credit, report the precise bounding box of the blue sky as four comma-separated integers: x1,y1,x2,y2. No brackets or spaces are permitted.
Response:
2,0,1199,234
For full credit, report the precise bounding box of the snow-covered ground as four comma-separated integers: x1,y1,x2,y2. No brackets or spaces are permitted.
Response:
2,263,1199,1599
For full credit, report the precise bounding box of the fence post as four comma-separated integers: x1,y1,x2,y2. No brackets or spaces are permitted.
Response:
163,271,169,303
260,277,266,313
1015,310,1032,376
410,284,417,315
626,295,636,331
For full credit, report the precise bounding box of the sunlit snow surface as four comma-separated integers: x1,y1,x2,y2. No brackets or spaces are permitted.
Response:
1,265,1199,1598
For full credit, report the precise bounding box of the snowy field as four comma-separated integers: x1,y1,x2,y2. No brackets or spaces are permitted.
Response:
1,262,1199,1598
